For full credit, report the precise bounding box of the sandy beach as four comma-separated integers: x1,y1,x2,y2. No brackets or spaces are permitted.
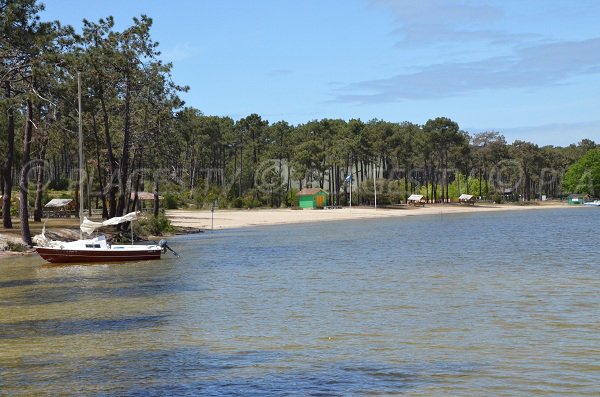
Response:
0,202,573,258
166,202,571,230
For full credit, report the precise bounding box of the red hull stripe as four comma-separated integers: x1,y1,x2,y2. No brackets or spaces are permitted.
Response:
36,248,162,263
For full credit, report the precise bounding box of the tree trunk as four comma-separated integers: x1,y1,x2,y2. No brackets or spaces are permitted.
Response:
478,166,483,198
131,153,143,212
484,167,489,197
445,151,450,203
153,121,161,217
91,112,109,218
20,99,34,246
99,96,118,218
3,81,15,228
153,177,160,217
117,72,132,217
404,166,409,203
424,159,429,203
34,132,49,222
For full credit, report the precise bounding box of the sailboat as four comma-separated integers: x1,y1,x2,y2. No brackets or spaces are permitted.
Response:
34,211,173,263
34,73,176,264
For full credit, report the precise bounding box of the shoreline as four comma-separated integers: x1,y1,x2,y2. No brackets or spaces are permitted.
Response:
166,202,576,231
0,202,583,259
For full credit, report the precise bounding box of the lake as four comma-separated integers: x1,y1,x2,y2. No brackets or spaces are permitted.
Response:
1,207,599,396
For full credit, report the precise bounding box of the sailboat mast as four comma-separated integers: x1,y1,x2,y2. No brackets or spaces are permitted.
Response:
78,72,84,239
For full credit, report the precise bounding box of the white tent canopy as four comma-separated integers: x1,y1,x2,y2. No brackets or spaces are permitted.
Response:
80,211,139,235
407,194,423,201
458,194,474,200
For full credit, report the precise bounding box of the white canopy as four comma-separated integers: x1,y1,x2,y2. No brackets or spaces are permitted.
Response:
458,194,474,200
80,211,139,235
407,194,423,201
45,198,73,208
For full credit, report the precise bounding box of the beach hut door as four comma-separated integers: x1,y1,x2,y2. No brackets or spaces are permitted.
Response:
316,195,324,208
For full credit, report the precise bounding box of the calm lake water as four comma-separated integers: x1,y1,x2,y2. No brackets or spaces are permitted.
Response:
1,207,599,396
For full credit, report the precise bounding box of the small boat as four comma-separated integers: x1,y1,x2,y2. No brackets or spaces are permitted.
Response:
584,200,600,207
35,234,163,263
34,212,176,264
34,76,176,264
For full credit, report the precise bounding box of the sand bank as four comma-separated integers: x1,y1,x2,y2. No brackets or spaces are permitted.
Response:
166,202,571,230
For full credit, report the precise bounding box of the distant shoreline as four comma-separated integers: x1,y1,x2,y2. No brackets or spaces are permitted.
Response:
0,202,582,259
166,202,577,231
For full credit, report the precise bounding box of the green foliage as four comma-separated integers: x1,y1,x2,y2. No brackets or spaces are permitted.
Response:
232,197,244,208
163,193,179,209
135,213,174,236
286,189,298,208
192,185,226,209
9,200,19,217
562,148,600,195
489,193,504,204
48,179,70,190
242,190,262,209
4,240,28,252
2,0,598,233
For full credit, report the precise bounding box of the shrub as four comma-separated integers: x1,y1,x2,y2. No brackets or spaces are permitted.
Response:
164,193,179,209
5,240,28,252
232,197,244,208
490,193,504,204
136,213,174,236
48,178,70,190
242,191,261,208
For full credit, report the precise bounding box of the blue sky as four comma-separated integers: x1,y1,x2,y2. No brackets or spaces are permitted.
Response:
41,0,600,146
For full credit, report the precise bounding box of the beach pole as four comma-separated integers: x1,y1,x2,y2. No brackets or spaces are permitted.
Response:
211,199,217,231
373,163,377,209
350,172,352,209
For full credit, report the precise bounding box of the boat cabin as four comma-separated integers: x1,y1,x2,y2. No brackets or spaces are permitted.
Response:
63,235,109,250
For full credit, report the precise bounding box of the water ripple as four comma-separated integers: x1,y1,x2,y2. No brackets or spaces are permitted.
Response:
1,208,599,395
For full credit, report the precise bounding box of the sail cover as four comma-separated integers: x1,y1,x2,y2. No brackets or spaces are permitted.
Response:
80,212,139,235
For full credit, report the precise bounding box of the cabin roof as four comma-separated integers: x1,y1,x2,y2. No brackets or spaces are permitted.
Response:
407,194,423,201
130,191,164,200
298,188,328,196
45,198,73,208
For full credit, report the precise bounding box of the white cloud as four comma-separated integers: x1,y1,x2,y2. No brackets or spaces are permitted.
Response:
370,0,514,47
160,42,200,63
471,120,600,147
332,37,600,103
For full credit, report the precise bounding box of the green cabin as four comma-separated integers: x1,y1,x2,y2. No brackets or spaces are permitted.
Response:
567,194,590,205
298,188,329,209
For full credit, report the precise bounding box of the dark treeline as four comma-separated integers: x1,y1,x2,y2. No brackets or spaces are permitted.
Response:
1,0,597,244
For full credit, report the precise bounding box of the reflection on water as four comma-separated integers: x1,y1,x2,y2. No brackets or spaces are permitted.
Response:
1,208,599,396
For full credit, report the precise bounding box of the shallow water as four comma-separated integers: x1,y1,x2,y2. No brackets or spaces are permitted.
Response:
1,207,599,396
